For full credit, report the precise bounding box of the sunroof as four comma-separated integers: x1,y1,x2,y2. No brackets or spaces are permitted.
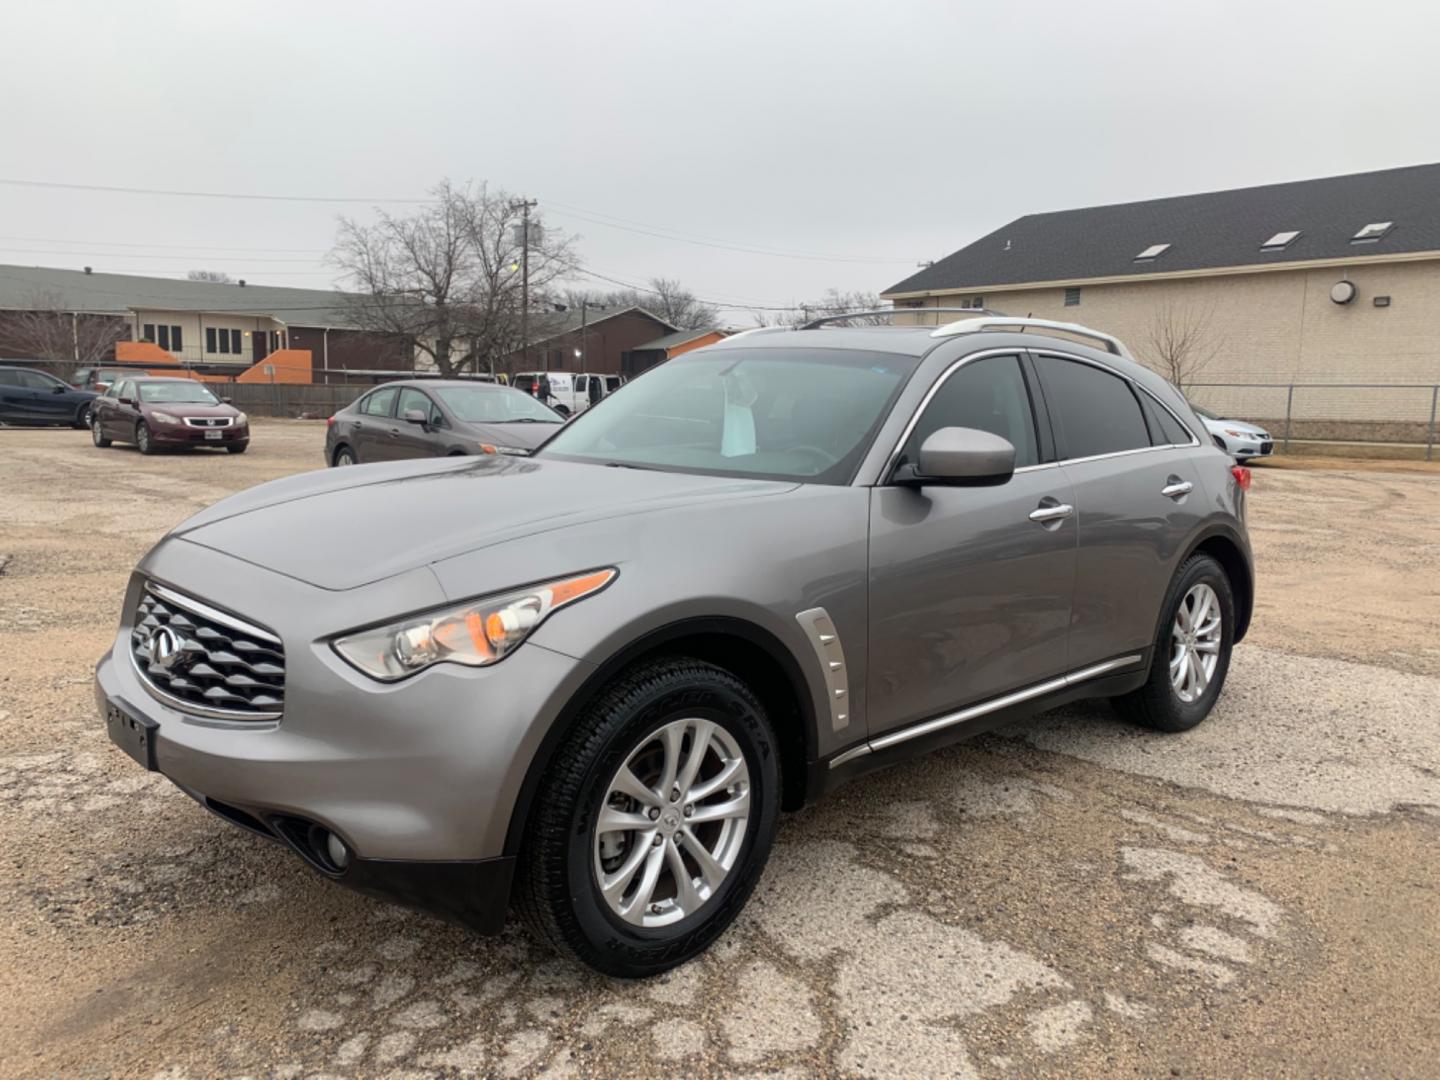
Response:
1351,222,1394,243
1134,243,1171,261
1262,230,1301,251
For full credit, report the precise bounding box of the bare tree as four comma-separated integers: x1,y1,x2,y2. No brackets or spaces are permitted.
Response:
186,269,234,283
0,291,129,376
750,288,888,328
560,277,719,330
1143,298,1224,390
329,180,575,376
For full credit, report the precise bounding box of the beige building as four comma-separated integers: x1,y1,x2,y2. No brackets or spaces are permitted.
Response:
882,164,1440,443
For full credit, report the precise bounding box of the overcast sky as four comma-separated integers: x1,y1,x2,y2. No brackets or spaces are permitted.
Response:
3,0,1438,322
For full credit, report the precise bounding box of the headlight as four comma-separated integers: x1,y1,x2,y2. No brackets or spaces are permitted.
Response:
479,443,528,456
332,568,616,681
235,412,248,426
1223,428,1251,439
151,411,180,425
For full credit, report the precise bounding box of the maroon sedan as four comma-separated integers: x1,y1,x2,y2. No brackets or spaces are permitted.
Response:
91,376,250,455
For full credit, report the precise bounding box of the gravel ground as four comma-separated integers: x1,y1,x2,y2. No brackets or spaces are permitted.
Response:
1,422,1437,1079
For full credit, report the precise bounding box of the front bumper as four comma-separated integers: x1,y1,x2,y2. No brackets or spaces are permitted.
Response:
151,423,249,446
95,540,596,928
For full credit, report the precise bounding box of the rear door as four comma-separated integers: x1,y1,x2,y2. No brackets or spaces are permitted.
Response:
0,369,34,420
352,386,400,461
1032,351,1208,669
866,353,1077,737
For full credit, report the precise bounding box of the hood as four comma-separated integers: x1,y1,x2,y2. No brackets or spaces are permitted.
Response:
1204,416,1267,436
143,401,240,419
455,417,563,451
173,455,796,590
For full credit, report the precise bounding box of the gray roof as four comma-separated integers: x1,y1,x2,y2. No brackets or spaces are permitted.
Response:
0,264,361,327
632,327,722,352
526,304,677,346
885,162,1440,296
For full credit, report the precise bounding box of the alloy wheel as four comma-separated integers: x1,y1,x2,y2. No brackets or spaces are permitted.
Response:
593,718,751,928
1170,582,1222,703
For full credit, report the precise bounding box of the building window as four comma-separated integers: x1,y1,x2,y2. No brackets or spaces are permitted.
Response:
156,325,170,350
1261,230,1301,251
1351,221,1394,244
171,325,182,351
142,323,155,342
1064,287,1081,306
230,329,242,353
1134,243,1171,261
206,327,217,353
966,296,985,309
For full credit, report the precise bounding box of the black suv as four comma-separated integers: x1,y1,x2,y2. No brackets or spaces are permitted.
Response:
0,365,99,428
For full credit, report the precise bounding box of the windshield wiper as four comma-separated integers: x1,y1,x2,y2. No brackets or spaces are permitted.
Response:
604,461,656,470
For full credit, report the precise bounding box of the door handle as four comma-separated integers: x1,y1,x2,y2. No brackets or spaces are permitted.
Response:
387,427,401,438
1161,480,1194,499
1028,503,1074,524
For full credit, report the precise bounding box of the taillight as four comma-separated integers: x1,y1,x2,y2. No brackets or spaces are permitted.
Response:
326,415,335,427
1231,465,1252,492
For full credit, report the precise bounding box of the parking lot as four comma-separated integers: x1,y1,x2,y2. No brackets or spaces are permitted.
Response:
2,421,1437,1078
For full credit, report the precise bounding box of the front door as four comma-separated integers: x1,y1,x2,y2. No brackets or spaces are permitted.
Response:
866,353,1076,738
252,329,268,364
392,387,445,459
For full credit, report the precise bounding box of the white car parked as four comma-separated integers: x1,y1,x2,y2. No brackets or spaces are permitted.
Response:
1193,405,1274,461
512,371,624,416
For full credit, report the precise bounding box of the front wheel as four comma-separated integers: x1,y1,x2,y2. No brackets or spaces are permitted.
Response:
1113,553,1235,732
135,422,156,455
226,443,248,454
518,658,780,977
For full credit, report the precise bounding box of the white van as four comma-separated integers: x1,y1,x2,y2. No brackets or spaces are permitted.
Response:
512,371,623,415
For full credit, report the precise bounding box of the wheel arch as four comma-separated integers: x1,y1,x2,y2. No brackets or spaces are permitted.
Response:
501,616,817,859
1181,524,1253,643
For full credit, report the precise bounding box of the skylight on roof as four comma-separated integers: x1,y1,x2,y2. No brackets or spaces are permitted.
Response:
1134,243,1170,261
1351,222,1394,243
1261,230,1301,251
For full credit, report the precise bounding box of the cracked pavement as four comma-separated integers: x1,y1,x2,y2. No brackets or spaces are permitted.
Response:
2,424,1437,1077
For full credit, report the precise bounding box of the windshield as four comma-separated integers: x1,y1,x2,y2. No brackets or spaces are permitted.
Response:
538,347,919,484
435,385,562,423
138,382,220,405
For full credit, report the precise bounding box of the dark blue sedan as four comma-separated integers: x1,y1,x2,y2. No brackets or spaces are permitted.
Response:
0,365,100,428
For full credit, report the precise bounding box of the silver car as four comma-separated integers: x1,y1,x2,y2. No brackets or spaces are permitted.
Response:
96,315,1254,976
1194,405,1274,461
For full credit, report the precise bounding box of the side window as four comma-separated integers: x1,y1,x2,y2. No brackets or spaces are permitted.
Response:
1140,394,1193,446
0,369,19,386
606,376,621,392
116,381,134,401
361,387,399,417
17,371,52,389
397,387,440,424
1035,356,1150,460
899,355,1039,469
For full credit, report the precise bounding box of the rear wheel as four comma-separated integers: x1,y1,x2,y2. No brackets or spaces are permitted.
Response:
91,417,111,448
135,422,155,455
1113,553,1234,732
332,444,356,467
518,658,780,977
73,403,93,429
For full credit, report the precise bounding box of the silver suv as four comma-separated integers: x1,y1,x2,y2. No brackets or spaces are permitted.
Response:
96,314,1253,977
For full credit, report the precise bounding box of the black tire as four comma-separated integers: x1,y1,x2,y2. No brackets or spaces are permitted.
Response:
1113,553,1235,733
332,444,356,467
91,417,111,448
135,422,156,455
517,657,781,977
73,403,92,430
226,443,248,454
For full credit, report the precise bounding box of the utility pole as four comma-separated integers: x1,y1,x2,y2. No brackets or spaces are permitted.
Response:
512,198,539,371
579,299,606,371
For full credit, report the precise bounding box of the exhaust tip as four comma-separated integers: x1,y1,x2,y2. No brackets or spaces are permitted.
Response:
325,831,350,870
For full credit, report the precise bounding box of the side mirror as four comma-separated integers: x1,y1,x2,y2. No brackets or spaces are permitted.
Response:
222,396,233,405
402,408,429,427
894,427,1016,487
52,384,68,394
118,396,135,406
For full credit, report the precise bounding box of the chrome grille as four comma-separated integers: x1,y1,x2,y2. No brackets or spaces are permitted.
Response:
183,416,233,428
129,583,284,719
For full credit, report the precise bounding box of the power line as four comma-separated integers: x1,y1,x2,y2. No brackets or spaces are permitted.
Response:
0,247,323,263
0,177,428,204
0,234,327,254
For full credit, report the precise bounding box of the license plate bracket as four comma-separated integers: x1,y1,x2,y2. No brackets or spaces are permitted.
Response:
204,429,223,440
106,700,158,771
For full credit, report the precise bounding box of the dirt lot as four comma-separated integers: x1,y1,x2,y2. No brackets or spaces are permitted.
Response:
2,421,1437,1079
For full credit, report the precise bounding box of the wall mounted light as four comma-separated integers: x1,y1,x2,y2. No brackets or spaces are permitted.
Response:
1330,280,1357,305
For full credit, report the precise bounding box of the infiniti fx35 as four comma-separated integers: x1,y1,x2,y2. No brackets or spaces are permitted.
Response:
96,316,1253,976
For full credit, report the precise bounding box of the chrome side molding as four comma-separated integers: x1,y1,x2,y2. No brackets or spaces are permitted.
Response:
828,653,1145,768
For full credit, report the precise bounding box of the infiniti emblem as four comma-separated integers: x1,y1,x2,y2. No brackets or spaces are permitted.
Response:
145,626,186,669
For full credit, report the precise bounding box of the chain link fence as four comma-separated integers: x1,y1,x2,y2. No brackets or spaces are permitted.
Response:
1185,383,1440,460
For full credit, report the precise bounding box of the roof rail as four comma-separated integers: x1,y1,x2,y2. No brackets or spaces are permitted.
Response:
799,307,1005,330
929,316,1133,358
